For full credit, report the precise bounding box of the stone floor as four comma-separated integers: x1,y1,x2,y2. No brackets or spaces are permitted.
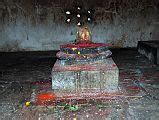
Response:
0,48,159,120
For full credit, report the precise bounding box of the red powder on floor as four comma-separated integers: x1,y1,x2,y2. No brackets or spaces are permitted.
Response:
36,93,56,104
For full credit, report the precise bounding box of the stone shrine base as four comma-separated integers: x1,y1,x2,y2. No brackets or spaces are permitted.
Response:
51,58,119,98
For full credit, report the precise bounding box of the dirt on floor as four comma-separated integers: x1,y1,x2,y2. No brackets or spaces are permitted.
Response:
0,48,159,120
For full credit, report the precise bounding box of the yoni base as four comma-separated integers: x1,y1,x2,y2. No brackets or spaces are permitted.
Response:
51,58,119,97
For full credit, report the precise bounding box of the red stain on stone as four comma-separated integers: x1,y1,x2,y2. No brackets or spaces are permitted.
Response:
112,64,116,67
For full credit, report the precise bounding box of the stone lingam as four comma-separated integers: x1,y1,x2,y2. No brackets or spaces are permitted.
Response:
51,26,119,99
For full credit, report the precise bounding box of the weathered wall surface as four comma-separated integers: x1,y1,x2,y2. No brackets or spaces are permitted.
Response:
0,0,159,51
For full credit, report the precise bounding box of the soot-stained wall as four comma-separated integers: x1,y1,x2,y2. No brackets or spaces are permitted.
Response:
0,0,159,51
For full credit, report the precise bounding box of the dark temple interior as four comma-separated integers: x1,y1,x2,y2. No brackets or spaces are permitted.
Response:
0,0,159,119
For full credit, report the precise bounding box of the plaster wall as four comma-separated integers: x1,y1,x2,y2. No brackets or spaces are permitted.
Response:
0,0,159,51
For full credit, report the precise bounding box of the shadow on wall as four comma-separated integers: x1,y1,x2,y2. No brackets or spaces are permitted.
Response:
151,23,159,40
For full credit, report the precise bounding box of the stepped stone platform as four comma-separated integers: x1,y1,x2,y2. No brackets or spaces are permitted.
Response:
51,58,119,98
137,40,159,64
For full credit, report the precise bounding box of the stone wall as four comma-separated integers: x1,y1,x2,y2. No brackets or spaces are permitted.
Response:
0,0,159,51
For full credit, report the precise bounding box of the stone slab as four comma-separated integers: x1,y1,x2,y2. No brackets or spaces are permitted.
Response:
51,58,119,97
137,41,159,64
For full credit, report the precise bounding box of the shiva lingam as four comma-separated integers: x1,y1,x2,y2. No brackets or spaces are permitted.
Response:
76,26,91,43
57,26,112,65
51,26,119,99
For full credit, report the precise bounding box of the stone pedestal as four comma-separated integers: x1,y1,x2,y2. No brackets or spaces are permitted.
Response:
51,58,119,97
137,41,159,64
